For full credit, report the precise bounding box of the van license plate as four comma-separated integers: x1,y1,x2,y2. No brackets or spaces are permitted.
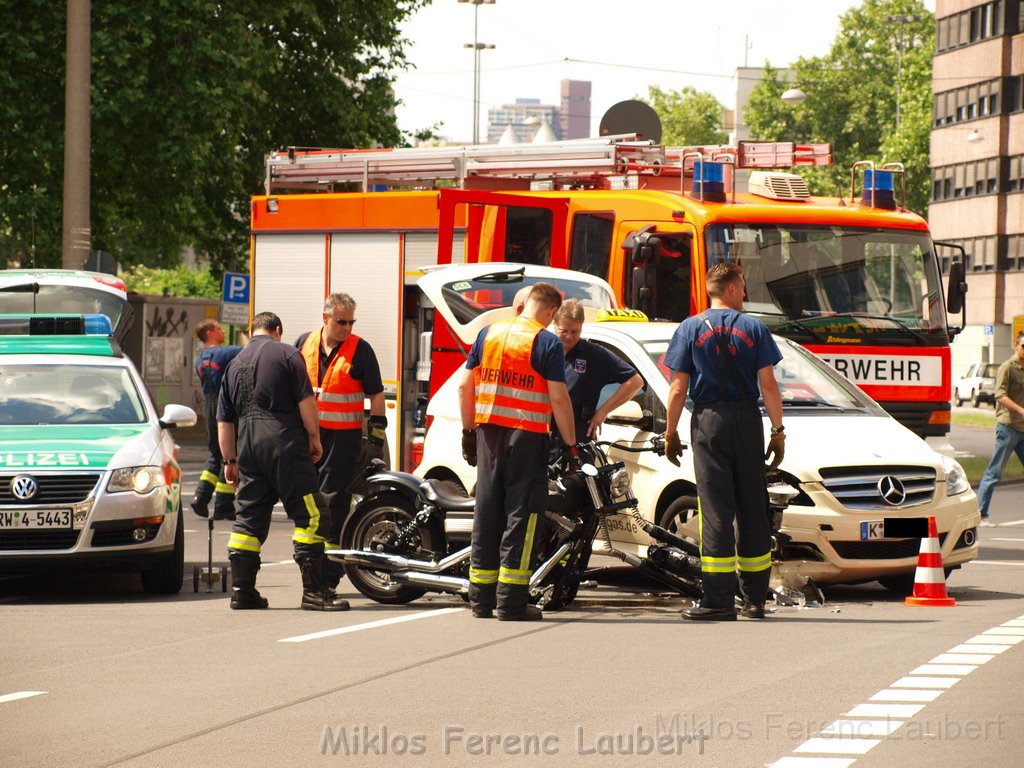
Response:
0,509,72,529
860,521,885,540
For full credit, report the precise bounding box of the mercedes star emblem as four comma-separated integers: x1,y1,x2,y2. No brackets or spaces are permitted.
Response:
877,475,907,506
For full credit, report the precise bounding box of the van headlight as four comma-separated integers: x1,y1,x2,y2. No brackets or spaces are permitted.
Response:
943,456,970,496
108,466,164,494
608,468,632,500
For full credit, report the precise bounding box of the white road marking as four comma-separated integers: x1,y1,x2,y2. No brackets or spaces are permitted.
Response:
996,518,1024,526
1004,619,1024,627
846,703,925,718
985,626,1024,635
890,676,960,689
972,560,1024,566
909,663,977,675
869,689,943,703
929,653,995,664
794,738,880,755
0,691,46,704
988,537,1024,542
278,607,464,643
768,758,856,768
948,643,1009,655
966,633,1023,645
820,720,903,738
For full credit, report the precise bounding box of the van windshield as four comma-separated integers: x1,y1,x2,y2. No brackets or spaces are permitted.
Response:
642,336,880,412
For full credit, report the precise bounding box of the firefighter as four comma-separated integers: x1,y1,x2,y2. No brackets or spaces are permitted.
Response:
552,298,643,443
458,283,576,621
218,312,348,611
663,263,785,621
190,319,242,520
295,293,385,590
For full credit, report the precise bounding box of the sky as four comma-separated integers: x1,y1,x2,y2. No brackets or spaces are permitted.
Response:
393,0,936,143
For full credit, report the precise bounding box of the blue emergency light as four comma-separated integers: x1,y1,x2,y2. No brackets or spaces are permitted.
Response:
0,313,114,337
693,160,727,202
861,169,896,210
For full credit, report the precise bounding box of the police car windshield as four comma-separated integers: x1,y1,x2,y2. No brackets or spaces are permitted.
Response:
0,364,146,425
0,284,126,330
441,277,613,324
642,338,876,412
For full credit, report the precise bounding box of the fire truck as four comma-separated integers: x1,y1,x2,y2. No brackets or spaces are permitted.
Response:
252,136,968,454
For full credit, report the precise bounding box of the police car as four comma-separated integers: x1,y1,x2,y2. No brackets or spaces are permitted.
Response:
417,308,981,593
0,313,196,593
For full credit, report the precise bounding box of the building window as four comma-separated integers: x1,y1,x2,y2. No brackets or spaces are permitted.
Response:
936,1,1007,51
931,158,1005,202
1008,155,1024,192
1007,234,1024,271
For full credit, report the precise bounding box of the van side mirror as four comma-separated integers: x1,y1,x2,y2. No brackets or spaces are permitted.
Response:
605,401,653,432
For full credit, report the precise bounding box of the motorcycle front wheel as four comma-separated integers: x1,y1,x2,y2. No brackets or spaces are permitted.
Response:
342,492,428,604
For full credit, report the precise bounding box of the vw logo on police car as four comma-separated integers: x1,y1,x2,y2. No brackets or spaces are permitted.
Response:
11,475,39,501
877,475,907,506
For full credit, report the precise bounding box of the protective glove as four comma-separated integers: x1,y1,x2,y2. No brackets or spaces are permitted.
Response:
462,428,478,467
366,415,387,461
665,431,684,467
560,442,581,472
765,433,786,469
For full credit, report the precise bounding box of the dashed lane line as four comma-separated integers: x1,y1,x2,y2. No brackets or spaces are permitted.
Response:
278,607,464,643
0,691,46,704
767,614,1024,768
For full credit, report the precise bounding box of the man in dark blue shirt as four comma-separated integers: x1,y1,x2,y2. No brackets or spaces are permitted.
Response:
191,319,243,519
553,298,643,443
664,263,785,621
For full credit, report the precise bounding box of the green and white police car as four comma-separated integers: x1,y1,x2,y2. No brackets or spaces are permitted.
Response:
0,314,197,593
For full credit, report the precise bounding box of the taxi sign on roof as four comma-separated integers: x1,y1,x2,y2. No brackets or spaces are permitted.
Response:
595,308,649,322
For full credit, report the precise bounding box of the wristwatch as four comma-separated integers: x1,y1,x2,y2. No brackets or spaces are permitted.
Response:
223,459,238,465
770,425,785,435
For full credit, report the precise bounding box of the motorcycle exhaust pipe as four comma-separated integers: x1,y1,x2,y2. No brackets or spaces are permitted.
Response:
327,546,471,574
391,571,469,595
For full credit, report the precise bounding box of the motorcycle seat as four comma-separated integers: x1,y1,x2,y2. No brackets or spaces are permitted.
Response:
421,480,477,512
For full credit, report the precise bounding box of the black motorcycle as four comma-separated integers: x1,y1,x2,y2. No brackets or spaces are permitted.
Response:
328,438,808,610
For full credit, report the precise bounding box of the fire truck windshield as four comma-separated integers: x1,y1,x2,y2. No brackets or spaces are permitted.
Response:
705,224,947,344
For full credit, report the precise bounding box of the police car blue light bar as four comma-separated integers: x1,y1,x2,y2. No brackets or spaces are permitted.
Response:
0,313,114,336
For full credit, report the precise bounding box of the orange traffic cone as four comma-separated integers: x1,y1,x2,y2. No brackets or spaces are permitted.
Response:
905,516,956,607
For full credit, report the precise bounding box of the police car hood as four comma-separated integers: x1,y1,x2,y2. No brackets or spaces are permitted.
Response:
0,424,159,471
780,413,944,479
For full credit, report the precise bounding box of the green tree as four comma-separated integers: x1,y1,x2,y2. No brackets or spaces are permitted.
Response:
121,264,220,299
643,86,727,146
0,1,429,275
743,0,933,213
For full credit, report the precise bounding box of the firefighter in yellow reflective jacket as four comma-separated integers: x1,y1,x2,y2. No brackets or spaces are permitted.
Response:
458,283,577,621
218,312,349,612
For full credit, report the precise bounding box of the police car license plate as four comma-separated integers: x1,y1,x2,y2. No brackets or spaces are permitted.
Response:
0,509,72,529
860,520,884,540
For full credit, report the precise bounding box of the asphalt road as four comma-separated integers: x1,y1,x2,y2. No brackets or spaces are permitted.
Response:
1,439,1023,767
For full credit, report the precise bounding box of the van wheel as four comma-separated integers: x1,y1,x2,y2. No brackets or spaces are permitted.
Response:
658,495,700,540
142,511,184,595
954,392,965,407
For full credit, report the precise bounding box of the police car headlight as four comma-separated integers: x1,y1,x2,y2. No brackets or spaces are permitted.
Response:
942,456,970,497
608,468,632,500
108,466,164,494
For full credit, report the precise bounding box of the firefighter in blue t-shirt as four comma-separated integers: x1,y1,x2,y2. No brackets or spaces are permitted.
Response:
191,319,243,519
663,263,786,622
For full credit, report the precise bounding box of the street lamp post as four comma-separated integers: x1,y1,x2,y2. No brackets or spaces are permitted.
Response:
887,14,920,132
460,0,495,144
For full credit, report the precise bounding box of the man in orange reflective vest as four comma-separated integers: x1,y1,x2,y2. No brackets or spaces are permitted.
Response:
296,293,385,589
458,283,576,621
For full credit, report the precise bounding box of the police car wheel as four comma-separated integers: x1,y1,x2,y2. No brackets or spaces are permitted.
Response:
141,510,185,595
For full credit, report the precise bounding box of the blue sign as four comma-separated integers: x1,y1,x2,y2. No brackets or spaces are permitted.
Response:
984,324,994,336
222,273,250,304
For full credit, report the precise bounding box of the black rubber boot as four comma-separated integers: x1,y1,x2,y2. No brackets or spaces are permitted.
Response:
325,558,345,591
496,604,543,622
297,553,350,612
190,481,214,518
212,492,236,521
229,554,269,610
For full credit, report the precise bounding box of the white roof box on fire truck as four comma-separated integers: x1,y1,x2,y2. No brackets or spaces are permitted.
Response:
417,263,618,346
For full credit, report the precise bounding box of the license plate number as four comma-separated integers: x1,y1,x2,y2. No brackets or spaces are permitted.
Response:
0,509,72,529
860,520,885,540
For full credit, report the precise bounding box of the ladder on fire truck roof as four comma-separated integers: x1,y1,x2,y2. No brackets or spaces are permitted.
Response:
263,136,832,194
